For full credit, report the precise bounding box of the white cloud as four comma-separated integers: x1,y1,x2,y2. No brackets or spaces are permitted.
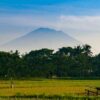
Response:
1,14,100,54
58,15,100,54
59,15,100,32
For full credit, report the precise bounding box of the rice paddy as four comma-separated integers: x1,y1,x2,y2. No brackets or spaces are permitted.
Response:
0,79,100,97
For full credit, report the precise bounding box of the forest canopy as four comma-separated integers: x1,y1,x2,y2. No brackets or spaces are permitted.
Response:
0,44,100,79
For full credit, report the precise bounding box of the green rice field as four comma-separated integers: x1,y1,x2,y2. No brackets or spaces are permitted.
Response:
0,79,100,99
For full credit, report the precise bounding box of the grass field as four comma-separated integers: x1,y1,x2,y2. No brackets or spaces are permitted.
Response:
0,79,100,97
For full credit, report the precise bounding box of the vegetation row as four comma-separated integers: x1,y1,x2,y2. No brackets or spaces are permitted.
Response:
0,44,100,79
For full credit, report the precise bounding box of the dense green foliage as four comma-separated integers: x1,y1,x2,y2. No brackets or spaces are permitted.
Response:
0,44,100,78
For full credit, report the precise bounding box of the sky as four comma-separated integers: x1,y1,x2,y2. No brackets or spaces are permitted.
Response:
0,0,100,54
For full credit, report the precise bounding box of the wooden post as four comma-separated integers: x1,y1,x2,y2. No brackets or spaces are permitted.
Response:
87,90,90,96
10,77,14,88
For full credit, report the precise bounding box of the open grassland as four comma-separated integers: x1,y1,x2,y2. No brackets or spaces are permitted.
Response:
0,79,100,96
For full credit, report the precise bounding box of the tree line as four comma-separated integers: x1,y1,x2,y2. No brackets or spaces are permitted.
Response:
0,44,100,79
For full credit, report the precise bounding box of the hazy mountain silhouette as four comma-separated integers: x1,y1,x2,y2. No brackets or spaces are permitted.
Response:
1,28,81,52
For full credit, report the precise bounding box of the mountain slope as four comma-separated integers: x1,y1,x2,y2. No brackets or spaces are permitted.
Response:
1,28,81,52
